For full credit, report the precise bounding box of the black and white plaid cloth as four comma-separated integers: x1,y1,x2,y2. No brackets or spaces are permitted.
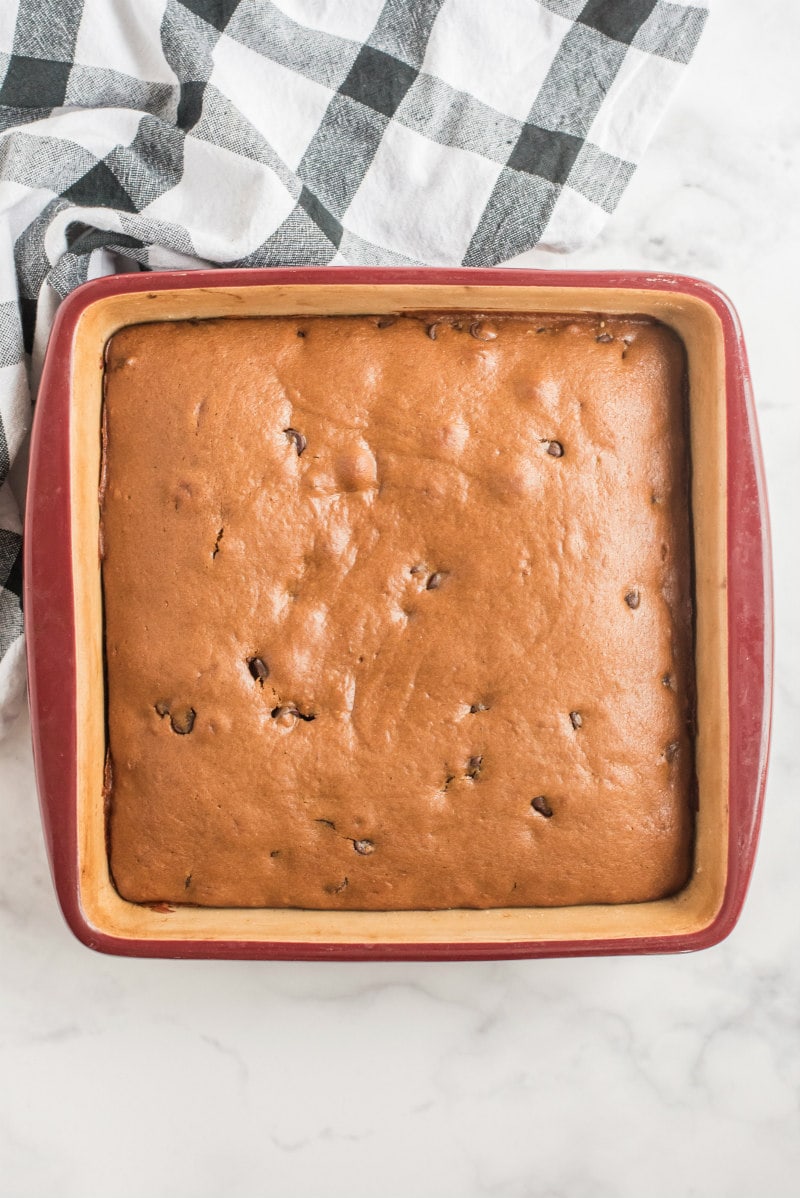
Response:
0,0,707,727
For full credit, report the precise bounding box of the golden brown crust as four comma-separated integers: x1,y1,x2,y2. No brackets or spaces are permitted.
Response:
102,313,693,909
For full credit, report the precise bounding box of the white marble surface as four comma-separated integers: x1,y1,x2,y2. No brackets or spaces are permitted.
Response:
2,2,799,1195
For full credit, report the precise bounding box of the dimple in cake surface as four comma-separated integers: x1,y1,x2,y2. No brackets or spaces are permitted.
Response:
101,313,694,909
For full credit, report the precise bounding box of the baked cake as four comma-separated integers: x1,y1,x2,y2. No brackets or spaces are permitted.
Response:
101,312,694,909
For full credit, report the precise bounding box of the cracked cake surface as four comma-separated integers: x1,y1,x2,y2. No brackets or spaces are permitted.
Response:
102,313,694,909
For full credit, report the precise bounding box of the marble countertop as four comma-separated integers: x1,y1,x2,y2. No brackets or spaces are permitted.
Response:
1,1,798,1195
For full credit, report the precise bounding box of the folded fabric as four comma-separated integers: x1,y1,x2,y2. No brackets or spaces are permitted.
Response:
0,0,708,728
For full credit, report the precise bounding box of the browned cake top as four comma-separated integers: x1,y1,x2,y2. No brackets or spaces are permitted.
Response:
102,313,693,910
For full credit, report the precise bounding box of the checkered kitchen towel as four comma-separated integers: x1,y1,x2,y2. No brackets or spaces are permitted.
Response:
0,0,707,728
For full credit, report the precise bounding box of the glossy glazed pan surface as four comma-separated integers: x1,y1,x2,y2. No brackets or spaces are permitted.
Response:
24,268,771,959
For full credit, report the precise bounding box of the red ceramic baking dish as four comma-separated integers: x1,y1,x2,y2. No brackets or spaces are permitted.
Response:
24,267,772,959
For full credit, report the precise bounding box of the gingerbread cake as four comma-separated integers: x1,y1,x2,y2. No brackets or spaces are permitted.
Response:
101,312,694,909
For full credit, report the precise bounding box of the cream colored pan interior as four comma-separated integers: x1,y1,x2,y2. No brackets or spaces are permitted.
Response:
70,282,728,946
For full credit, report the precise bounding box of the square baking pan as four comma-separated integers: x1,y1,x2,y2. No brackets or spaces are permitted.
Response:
24,267,772,960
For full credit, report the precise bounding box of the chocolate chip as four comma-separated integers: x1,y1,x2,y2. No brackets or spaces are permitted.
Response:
154,701,170,718
426,571,446,590
427,321,441,340
596,332,613,343
270,850,281,858
353,839,374,855
410,563,426,576
469,702,488,714
466,755,483,780
569,711,582,729
531,795,553,818
170,707,196,735
284,427,307,456
247,656,269,685
316,818,336,829
184,873,192,889
625,589,640,609
665,741,679,762
272,704,315,722
546,440,563,457
376,316,397,328
470,321,497,341
297,329,307,338
662,673,673,689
